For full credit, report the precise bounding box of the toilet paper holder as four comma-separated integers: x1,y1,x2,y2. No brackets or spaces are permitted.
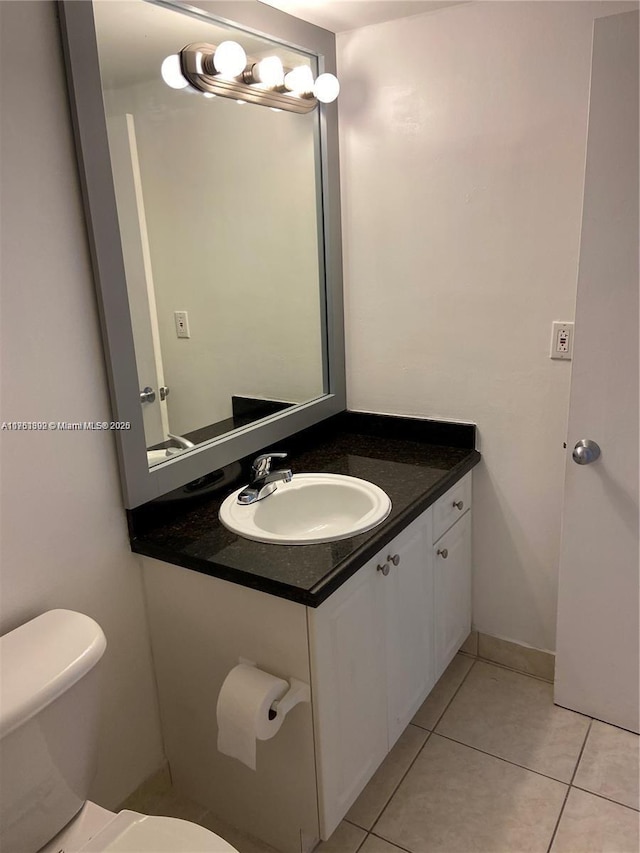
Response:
239,658,310,720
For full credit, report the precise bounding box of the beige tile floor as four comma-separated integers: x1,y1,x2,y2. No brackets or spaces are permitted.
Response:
127,655,640,853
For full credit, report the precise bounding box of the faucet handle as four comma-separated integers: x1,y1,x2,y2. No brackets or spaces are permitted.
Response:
252,452,287,478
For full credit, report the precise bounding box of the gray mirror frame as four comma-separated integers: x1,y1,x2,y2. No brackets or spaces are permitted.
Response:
59,0,346,509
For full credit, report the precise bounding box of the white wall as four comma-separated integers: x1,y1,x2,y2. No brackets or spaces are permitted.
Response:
0,1,165,807
337,0,637,652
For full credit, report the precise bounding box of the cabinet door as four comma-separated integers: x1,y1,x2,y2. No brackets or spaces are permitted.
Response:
308,557,388,839
383,513,435,747
433,510,472,680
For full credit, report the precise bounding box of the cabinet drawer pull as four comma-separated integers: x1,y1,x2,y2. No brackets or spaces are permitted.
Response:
377,563,390,576
387,554,400,566
452,500,464,511
437,548,449,559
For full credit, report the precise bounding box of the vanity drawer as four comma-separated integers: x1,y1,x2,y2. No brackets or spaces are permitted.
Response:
433,473,472,542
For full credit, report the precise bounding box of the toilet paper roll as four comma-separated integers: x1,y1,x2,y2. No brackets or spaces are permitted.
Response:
216,664,289,770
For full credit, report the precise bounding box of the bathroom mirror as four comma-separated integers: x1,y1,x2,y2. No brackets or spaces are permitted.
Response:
59,0,345,508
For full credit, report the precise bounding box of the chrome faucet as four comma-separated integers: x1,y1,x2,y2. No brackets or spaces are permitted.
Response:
237,452,292,504
167,433,195,451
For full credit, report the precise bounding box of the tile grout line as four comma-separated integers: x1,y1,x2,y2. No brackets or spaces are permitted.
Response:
431,657,479,730
370,831,415,853
570,784,640,813
473,655,555,684
411,656,479,737
545,718,594,853
360,730,433,836
353,825,415,853
432,730,586,787
353,828,368,853
362,657,479,839
568,712,640,737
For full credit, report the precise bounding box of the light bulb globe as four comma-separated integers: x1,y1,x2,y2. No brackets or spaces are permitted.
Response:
161,54,188,90
314,73,340,104
213,41,247,78
284,65,314,95
254,56,284,88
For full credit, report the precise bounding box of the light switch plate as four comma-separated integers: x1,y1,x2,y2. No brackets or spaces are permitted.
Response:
550,321,574,360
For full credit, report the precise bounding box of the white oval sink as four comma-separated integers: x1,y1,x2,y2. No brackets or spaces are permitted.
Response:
219,473,392,545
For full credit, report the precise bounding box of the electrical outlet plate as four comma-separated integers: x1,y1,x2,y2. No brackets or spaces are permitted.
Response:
174,310,190,339
550,321,574,360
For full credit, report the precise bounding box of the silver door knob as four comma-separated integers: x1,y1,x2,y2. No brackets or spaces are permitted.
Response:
377,563,390,576
140,386,156,404
572,439,601,465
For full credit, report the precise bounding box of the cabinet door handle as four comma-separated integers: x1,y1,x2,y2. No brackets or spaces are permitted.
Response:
387,554,400,566
377,563,390,576
452,500,464,511
437,548,449,559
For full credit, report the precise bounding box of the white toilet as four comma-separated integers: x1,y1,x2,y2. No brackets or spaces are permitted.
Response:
0,609,239,853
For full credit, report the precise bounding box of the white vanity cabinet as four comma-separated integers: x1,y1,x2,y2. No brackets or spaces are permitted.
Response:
309,473,472,839
142,472,472,852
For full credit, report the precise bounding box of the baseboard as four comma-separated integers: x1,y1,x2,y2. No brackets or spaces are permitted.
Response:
459,630,555,683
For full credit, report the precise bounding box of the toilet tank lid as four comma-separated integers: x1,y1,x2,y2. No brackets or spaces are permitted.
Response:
0,609,107,738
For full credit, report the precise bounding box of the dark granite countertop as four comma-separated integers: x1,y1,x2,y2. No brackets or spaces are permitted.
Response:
128,412,481,606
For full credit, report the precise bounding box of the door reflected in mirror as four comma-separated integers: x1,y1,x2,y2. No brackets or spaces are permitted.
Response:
93,0,327,468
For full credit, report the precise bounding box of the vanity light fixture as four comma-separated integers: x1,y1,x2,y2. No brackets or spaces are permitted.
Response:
173,42,339,113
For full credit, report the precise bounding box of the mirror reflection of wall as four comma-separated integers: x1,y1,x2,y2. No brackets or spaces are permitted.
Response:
93,1,327,465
